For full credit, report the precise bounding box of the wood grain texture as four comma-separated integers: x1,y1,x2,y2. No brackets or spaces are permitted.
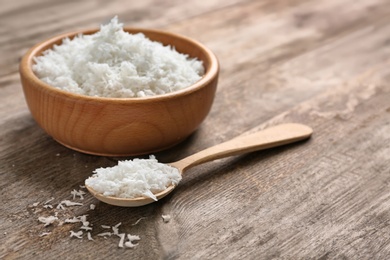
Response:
1,0,390,259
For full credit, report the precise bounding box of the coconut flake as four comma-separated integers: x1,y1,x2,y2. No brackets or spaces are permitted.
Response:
56,204,65,210
80,226,93,231
132,217,146,226
112,222,122,236
64,217,80,224
39,232,51,237
32,17,204,98
97,232,112,237
71,189,86,200
85,155,181,201
118,233,126,248
162,214,171,223
79,215,89,227
70,230,83,239
124,234,140,248
44,197,55,204
58,200,83,208
38,216,58,227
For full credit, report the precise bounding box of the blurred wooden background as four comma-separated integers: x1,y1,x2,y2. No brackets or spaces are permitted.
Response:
1,0,390,259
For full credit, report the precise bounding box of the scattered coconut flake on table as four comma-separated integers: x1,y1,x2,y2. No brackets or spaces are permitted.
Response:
118,233,126,248
112,223,121,235
71,189,86,200
45,197,54,203
80,226,93,231
39,232,51,237
33,16,204,98
57,200,83,209
38,216,58,227
79,215,90,227
162,214,171,223
132,217,146,226
70,230,83,239
33,185,143,249
97,232,112,237
44,197,54,206
125,234,141,248
85,155,181,201
64,217,80,224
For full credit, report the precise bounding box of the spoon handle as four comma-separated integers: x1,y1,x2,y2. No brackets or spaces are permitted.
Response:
172,123,312,172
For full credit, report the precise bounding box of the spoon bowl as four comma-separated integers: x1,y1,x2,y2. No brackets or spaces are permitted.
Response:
86,123,313,207
86,185,176,207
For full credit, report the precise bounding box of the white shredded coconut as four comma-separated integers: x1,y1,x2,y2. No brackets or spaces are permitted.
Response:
79,215,89,227
125,234,140,248
65,217,80,224
112,223,121,235
71,189,86,200
89,204,96,210
43,205,53,209
32,202,40,207
97,232,112,237
131,217,146,226
34,185,146,249
44,197,55,204
57,200,83,209
162,214,171,223
33,16,204,98
80,226,93,231
65,215,90,231
118,233,126,248
85,155,181,201
70,230,83,239
38,216,58,227
56,204,64,210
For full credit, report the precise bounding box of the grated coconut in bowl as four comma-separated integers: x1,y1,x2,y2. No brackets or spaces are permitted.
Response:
32,16,204,98
85,155,182,201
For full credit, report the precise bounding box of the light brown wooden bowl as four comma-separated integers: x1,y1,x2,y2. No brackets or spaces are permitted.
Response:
19,28,219,156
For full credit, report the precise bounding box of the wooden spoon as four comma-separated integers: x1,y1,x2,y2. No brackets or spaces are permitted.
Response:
86,123,313,207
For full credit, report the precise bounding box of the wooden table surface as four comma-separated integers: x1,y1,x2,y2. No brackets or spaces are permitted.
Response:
2,0,390,259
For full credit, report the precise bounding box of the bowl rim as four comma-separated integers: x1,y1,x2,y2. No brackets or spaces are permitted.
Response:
20,27,219,103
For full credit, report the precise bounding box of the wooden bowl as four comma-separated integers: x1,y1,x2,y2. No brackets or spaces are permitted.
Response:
19,28,219,156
